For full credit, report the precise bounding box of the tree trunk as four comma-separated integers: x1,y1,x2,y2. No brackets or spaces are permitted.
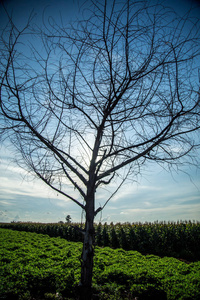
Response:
79,196,95,300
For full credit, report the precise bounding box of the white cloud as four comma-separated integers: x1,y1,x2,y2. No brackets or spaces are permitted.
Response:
0,200,14,206
0,143,199,224
0,154,82,223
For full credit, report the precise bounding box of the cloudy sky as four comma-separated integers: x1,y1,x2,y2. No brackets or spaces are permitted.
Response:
0,0,200,224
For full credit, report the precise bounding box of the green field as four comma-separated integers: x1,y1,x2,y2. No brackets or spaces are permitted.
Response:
0,228,200,300
1,220,200,261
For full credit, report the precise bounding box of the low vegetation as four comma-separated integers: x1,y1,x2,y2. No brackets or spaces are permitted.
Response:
0,220,199,261
0,228,200,300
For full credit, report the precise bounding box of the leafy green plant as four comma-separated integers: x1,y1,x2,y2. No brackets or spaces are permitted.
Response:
1,220,199,261
1,228,200,299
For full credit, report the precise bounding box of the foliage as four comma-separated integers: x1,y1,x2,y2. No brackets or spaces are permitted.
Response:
66,215,72,224
1,220,200,261
0,228,200,300
0,229,81,300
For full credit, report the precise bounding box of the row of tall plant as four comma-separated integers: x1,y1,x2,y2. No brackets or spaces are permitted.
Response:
1,220,199,261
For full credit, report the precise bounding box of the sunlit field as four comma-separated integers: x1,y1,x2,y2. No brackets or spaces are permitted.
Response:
0,223,200,299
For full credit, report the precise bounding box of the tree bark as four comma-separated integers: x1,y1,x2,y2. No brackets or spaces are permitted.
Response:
79,195,95,300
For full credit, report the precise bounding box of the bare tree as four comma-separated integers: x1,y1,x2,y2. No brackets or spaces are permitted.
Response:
0,0,200,298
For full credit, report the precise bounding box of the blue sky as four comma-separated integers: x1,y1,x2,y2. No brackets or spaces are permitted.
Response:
0,0,200,224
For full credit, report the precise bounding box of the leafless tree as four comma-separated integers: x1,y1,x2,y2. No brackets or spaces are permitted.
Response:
0,0,200,298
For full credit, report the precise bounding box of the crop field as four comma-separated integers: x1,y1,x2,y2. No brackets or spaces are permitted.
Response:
0,228,200,300
1,220,200,261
